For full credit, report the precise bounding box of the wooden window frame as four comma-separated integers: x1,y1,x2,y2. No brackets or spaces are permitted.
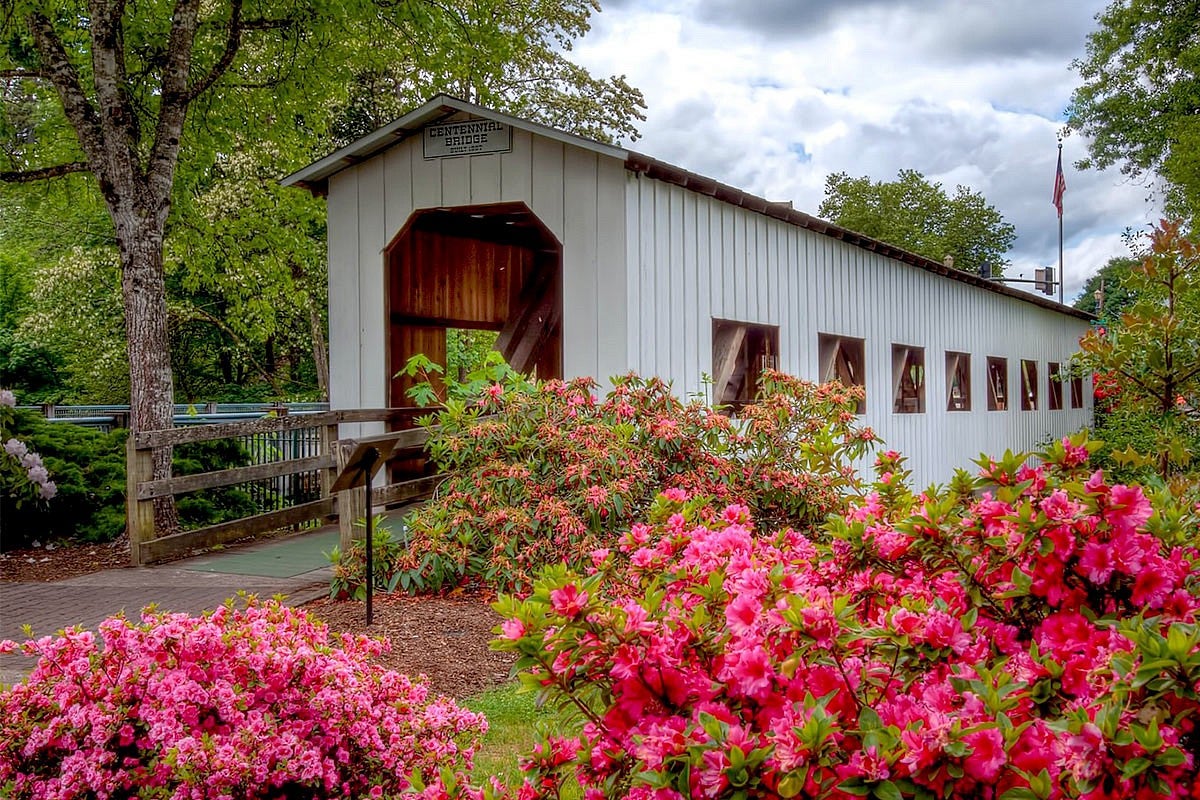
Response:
1048,362,1064,411
1070,375,1085,409
712,319,780,412
945,351,971,412
818,333,866,414
891,344,926,414
1020,359,1039,411
986,357,1008,411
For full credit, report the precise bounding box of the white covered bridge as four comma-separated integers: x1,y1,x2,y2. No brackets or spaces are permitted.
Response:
284,94,1093,485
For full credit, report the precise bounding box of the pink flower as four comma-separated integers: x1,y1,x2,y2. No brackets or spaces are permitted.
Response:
549,584,589,618
1078,541,1115,584
961,728,1006,782
586,485,609,509
1106,484,1152,535
500,619,526,640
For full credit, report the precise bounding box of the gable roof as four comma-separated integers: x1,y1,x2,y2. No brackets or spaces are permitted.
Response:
284,95,1091,322
281,94,627,194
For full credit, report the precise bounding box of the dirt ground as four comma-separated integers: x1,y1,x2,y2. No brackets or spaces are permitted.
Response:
0,536,131,582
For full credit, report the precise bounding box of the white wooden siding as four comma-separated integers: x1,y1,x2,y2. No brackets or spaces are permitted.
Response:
324,116,629,420
325,117,1093,487
624,171,1093,486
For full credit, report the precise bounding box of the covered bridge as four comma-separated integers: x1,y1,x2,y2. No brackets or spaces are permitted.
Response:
284,95,1093,485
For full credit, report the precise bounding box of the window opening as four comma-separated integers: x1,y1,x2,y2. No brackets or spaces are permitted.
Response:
1070,375,1084,409
818,333,866,414
892,344,925,413
1020,359,1038,411
987,357,1008,411
1048,362,1063,410
946,351,971,411
713,319,779,412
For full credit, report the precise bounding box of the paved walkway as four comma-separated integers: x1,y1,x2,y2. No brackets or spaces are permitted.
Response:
0,527,340,686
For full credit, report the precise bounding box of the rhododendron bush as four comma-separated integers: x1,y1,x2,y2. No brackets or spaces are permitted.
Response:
401,372,876,593
0,598,485,800
492,438,1200,799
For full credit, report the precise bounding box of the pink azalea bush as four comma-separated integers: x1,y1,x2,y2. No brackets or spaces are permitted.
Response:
492,436,1200,799
0,597,486,799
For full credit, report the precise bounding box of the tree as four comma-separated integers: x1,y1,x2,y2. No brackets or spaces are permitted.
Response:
817,169,1017,276
0,0,644,531
1074,220,1200,478
1073,256,1142,320
1068,0,1200,220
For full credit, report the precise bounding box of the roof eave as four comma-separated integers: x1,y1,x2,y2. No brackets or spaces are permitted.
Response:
623,152,1094,323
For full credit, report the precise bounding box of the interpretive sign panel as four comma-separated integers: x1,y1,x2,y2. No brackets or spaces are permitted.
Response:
423,119,512,158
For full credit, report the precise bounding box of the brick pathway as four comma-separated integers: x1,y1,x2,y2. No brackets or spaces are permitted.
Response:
0,529,336,686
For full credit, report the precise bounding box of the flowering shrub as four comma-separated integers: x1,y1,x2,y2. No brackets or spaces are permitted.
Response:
0,389,57,503
400,371,876,593
0,597,486,799
493,435,1200,799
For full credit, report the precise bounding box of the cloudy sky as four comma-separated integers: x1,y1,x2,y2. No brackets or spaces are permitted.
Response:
571,0,1157,302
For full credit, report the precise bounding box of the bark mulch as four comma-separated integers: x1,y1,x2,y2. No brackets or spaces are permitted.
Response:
306,593,519,700
0,536,131,583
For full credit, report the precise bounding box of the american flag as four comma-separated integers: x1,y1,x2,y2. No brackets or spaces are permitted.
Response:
1053,147,1066,218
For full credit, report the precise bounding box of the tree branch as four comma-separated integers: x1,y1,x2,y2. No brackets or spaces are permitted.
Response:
147,0,202,215
0,68,49,81
0,161,91,183
185,0,245,102
87,0,142,183
25,12,106,170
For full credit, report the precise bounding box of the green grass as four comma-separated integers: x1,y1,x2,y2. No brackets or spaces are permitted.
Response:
463,682,582,794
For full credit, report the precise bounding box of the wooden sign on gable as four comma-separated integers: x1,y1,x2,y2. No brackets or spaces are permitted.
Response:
423,119,512,158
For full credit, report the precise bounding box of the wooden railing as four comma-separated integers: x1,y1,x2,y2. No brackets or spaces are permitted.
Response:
126,408,443,566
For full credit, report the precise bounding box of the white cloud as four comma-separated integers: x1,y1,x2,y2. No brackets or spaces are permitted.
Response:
579,0,1160,306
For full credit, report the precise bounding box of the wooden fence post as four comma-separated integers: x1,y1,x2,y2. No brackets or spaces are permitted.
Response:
319,422,339,522
336,440,366,554
126,435,156,567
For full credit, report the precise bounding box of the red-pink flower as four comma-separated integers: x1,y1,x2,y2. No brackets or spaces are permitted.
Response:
962,728,1006,782
550,584,589,618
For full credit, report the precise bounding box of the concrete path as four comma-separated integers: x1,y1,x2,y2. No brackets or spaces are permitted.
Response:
0,528,339,687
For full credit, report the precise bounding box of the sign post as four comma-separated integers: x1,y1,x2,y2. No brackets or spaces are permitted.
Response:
330,434,400,625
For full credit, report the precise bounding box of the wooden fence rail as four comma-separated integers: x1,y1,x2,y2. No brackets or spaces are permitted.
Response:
126,408,444,566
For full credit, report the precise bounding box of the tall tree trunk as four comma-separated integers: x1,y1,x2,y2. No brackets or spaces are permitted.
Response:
309,303,330,402
118,209,180,534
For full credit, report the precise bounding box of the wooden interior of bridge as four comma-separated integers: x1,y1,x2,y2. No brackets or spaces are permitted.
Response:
385,202,564,407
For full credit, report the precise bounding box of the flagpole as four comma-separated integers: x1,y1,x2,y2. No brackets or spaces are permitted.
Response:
1057,139,1064,305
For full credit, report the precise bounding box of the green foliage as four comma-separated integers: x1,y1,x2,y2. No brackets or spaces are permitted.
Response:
1068,0,1200,221
1091,404,1200,485
326,516,410,599
400,349,527,408
0,405,268,548
389,371,876,594
447,329,502,384
463,683,582,793
0,407,126,547
1073,255,1143,321
817,168,1016,275
1073,220,1200,478
1,0,644,408
0,328,65,403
